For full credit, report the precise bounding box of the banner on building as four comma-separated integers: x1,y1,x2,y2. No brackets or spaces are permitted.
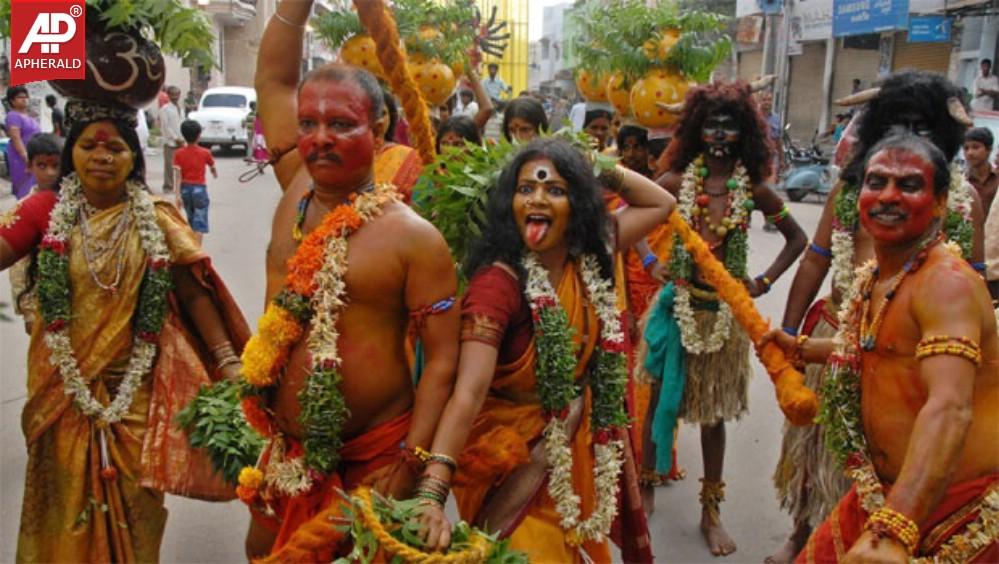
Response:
833,0,909,37
907,16,952,42
790,0,834,42
737,15,766,43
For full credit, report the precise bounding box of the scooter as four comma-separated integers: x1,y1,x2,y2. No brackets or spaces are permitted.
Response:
782,128,833,202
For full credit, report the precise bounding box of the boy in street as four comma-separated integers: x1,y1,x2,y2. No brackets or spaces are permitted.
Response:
172,119,217,244
964,127,997,217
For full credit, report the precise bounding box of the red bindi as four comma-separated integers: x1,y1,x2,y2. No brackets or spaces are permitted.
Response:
93,129,111,143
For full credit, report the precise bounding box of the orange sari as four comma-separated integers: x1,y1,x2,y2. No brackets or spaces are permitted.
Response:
17,202,247,563
453,262,611,563
375,143,423,203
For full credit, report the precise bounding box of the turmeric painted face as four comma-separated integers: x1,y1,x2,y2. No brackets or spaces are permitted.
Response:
859,148,944,245
297,79,375,188
512,158,571,253
72,121,135,196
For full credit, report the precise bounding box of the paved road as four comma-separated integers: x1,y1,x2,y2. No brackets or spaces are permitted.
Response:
0,150,827,563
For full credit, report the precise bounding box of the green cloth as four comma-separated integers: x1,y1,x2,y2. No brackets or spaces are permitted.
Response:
643,282,687,474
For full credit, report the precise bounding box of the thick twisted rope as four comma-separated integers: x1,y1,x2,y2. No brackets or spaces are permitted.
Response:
354,0,437,165
354,487,493,563
666,211,818,425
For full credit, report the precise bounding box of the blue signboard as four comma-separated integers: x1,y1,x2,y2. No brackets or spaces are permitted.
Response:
833,0,909,37
908,16,952,42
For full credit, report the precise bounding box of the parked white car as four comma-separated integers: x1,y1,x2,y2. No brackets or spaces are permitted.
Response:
188,87,256,152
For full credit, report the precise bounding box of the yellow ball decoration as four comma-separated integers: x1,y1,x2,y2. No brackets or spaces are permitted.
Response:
340,34,385,80
409,59,457,107
606,72,631,116
630,69,693,128
576,68,609,102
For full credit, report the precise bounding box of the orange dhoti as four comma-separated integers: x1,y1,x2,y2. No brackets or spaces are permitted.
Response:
798,474,999,563
252,411,412,562
16,202,247,563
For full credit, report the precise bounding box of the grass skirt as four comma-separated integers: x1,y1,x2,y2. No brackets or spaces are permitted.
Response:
678,308,751,425
771,314,851,526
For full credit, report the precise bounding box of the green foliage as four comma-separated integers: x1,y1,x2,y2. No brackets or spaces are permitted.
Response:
299,366,350,474
412,130,617,288
944,209,974,259
176,379,265,484
817,364,865,467
724,227,748,279
37,249,71,324
336,490,528,564
313,0,478,68
590,349,629,429
0,0,216,68
834,184,859,231
134,267,173,335
535,307,581,415
571,0,731,84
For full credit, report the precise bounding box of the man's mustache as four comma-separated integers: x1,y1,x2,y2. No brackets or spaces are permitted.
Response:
306,150,342,164
868,204,907,218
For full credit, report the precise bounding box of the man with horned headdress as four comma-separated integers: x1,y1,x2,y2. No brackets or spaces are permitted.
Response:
644,81,807,556
768,70,987,563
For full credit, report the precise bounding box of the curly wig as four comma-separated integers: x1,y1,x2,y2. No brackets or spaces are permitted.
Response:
840,70,967,188
464,138,614,283
660,81,774,184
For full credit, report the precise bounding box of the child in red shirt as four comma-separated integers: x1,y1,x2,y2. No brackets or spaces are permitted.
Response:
172,119,217,243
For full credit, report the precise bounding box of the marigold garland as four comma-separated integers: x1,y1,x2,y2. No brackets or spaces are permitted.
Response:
238,183,399,503
39,174,172,426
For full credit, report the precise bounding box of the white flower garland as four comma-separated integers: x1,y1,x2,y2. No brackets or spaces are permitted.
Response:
522,254,625,544
43,174,171,425
830,164,974,298
672,160,751,354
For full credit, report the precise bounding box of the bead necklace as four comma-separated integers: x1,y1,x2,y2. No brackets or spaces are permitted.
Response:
79,200,133,293
858,234,939,351
292,182,377,243
688,161,754,248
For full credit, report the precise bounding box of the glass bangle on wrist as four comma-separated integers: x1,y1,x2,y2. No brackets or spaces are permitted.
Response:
755,275,772,294
642,253,658,269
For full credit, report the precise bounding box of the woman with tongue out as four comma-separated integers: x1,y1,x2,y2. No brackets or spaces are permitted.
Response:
411,137,674,562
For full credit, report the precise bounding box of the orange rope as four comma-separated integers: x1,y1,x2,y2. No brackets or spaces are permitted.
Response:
354,0,437,165
666,211,818,425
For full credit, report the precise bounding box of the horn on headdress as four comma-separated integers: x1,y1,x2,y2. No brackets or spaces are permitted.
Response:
947,97,973,127
750,74,777,92
656,101,685,114
834,87,881,106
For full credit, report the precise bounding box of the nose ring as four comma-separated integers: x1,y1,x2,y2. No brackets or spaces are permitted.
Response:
105,155,114,164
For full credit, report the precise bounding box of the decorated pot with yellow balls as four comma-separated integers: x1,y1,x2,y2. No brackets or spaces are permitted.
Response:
642,29,681,63
409,59,457,107
340,34,385,80
606,72,632,116
630,69,693,128
576,68,610,102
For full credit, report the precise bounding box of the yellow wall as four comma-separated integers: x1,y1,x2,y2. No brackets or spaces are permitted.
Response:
476,0,529,98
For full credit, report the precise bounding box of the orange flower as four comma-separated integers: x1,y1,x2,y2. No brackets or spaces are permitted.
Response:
667,211,818,425
285,203,363,296
241,304,303,387
236,484,258,504
241,396,274,437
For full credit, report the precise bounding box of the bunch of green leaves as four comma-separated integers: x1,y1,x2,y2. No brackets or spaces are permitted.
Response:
816,363,865,467
313,10,365,51
412,129,617,288
590,348,629,430
313,0,478,68
299,366,350,475
571,0,731,85
833,184,859,231
134,266,173,336
176,379,265,484
944,209,974,259
37,248,71,325
534,305,582,416
335,490,528,564
0,0,216,69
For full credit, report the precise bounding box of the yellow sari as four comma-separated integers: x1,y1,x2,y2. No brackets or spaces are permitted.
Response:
17,201,247,563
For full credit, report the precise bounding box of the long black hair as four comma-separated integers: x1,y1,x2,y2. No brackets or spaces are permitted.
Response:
841,70,967,188
464,138,614,282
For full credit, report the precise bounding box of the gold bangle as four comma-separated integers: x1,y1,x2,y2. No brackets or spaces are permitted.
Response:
865,507,919,555
272,11,306,29
598,166,625,192
427,453,457,473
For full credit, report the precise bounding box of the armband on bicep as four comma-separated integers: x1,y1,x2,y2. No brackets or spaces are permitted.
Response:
915,335,982,367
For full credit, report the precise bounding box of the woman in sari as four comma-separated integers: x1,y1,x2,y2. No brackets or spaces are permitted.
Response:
0,99,248,563
410,138,674,562
5,86,42,199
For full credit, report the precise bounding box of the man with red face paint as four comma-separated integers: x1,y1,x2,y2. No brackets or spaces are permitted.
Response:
762,132,999,563
243,1,460,560
648,81,808,557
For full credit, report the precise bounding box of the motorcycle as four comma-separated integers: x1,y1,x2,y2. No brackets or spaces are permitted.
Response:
781,127,834,202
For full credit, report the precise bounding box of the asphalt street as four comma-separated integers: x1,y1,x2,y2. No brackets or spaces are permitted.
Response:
0,148,827,563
